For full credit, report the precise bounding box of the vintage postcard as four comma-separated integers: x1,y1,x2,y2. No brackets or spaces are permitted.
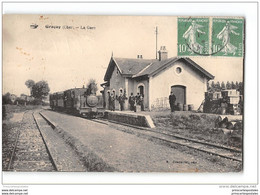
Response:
3,15,244,173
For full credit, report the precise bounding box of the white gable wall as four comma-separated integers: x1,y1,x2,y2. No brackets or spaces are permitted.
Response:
149,60,207,110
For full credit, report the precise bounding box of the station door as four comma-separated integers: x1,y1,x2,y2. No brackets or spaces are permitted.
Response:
171,85,186,105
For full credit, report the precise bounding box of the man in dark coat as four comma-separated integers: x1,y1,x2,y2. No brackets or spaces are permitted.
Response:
107,91,111,110
135,93,141,105
139,94,144,111
129,93,135,111
118,92,127,111
169,92,176,112
110,93,115,111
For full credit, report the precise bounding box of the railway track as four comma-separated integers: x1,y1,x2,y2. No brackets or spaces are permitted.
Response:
7,110,57,172
91,118,242,163
7,110,87,172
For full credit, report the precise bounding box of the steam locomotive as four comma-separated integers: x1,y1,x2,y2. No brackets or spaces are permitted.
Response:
49,88,104,117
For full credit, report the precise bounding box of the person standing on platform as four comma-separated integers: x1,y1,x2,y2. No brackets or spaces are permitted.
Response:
108,91,111,110
169,91,176,112
139,94,144,111
118,90,127,111
110,93,115,111
129,93,135,111
135,93,141,106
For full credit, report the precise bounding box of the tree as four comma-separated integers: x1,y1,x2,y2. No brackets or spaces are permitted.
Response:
86,79,98,95
215,81,221,91
31,80,50,100
2,92,12,105
207,82,211,92
210,81,215,92
226,81,232,90
221,81,226,90
25,79,35,95
235,81,239,89
238,82,244,95
231,81,236,89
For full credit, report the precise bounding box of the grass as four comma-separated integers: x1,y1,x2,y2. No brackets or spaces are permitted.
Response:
151,111,243,149
3,104,42,120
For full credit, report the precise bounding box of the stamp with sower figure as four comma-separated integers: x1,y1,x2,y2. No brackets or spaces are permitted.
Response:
212,18,244,57
178,17,244,57
178,17,209,56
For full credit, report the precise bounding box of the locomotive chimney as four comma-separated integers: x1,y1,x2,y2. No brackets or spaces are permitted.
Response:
158,46,168,61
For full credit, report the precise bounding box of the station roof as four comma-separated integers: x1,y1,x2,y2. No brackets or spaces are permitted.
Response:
104,56,214,81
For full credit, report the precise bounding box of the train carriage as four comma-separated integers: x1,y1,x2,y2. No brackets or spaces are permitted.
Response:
50,88,104,117
57,92,64,108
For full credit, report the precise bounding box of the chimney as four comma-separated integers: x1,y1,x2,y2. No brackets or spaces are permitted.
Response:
137,55,143,59
158,46,168,61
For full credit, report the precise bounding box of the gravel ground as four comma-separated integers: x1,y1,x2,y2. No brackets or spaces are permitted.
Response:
3,110,55,171
42,110,242,172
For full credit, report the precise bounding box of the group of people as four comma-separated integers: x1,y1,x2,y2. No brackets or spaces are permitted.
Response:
128,93,144,112
108,89,176,113
107,90,144,112
107,90,127,111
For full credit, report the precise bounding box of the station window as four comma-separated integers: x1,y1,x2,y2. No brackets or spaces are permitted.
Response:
176,67,182,74
137,83,145,96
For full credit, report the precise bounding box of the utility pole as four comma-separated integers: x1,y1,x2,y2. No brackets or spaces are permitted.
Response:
155,26,158,59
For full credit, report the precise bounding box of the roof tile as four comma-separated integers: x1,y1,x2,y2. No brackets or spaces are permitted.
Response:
114,57,155,75
105,56,214,81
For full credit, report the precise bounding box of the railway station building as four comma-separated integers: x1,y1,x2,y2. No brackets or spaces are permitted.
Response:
102,46,214,111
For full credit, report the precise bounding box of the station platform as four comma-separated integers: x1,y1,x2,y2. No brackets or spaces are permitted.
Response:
104,110,155,128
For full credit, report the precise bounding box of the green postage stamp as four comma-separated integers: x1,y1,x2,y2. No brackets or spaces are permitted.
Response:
178,17,244,57
212,18,244,57
178,18,209,56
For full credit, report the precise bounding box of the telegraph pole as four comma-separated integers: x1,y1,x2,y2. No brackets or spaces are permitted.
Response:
155,26,158,59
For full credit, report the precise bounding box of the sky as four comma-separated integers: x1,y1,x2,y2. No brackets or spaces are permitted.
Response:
3,15,243,96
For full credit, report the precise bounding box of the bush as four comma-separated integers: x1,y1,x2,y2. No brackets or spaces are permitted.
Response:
31,99,43,105
42,101,50,106
14,98,26,105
